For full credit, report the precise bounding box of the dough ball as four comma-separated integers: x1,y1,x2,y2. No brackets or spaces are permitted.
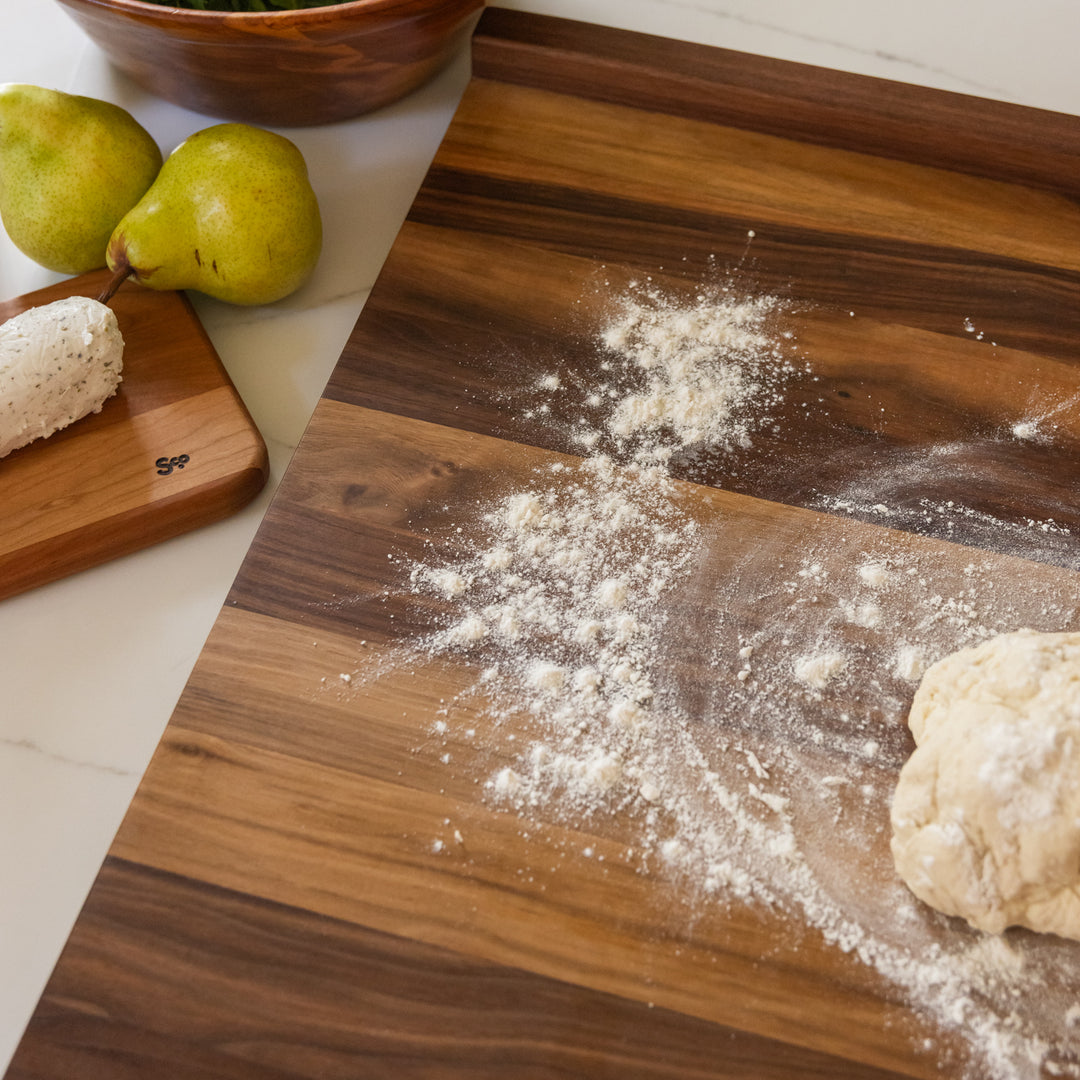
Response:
890,629,1080,939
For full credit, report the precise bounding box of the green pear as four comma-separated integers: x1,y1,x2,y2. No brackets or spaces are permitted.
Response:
0,84,162,274
103,123,322,307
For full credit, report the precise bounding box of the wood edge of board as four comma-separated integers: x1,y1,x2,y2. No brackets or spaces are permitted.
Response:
0,443,268,602
470,7,1080,199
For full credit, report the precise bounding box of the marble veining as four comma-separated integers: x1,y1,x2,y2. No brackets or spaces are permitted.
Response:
690,2,1010,96
0,735,137,778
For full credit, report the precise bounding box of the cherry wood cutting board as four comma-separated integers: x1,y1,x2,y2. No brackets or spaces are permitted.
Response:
0,268,268,600
10,11,1080,1080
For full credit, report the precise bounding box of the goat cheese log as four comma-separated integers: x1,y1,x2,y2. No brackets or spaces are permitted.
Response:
0,296,124,459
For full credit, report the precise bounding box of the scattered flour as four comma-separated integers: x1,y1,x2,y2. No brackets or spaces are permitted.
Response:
858,560,890,588
793,651,847,689
812,441,1077,572
348,272,1080,1080
894,643,930,682
600,290,788,450
413,453,701,821
524,278,805,466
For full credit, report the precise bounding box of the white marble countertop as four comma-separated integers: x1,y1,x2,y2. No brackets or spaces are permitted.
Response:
2,0,1080,1070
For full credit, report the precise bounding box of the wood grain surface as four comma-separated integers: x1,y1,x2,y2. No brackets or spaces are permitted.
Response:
10,11,1080,1080
0,269,268,600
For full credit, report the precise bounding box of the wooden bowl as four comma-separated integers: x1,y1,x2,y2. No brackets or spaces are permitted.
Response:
53,0,485,127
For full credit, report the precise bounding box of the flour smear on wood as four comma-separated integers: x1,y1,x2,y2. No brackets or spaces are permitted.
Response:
341,267,1080,1079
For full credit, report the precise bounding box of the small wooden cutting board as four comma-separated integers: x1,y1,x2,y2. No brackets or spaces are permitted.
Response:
0,268,268,600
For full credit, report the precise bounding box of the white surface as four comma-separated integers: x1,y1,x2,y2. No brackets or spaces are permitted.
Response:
1,0,1078,1069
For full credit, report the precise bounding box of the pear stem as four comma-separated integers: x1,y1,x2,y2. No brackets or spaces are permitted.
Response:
97,262,132,306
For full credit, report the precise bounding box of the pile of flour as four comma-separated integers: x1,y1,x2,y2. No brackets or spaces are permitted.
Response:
517,277,804,466
412,453,701,823
598,287,792,452
367,276,1080,1079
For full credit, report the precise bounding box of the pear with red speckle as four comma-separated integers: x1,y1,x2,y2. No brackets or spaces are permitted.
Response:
102,123,322,307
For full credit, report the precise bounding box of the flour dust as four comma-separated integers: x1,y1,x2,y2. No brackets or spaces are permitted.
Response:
335,266,1080,1079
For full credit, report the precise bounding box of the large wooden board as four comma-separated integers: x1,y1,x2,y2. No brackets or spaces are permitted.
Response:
10,11,1080,1080
0,269,268,600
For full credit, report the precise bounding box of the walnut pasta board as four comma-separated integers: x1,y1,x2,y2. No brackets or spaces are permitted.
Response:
0,269,268,600
9,11,1080,1080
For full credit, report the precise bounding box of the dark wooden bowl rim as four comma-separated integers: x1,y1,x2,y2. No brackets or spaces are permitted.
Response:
61,0,463,29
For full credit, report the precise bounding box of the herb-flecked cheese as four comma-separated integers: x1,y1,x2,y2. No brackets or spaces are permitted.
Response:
0,296,124,459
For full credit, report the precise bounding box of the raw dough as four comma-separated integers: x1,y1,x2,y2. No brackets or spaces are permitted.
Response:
890,629,1080,939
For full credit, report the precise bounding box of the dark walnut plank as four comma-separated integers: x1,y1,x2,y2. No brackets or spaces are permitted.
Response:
429,80,1080,274
329,220,1080,560
408,167,1080,363
222,400,1080,654
8,859,909,1080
